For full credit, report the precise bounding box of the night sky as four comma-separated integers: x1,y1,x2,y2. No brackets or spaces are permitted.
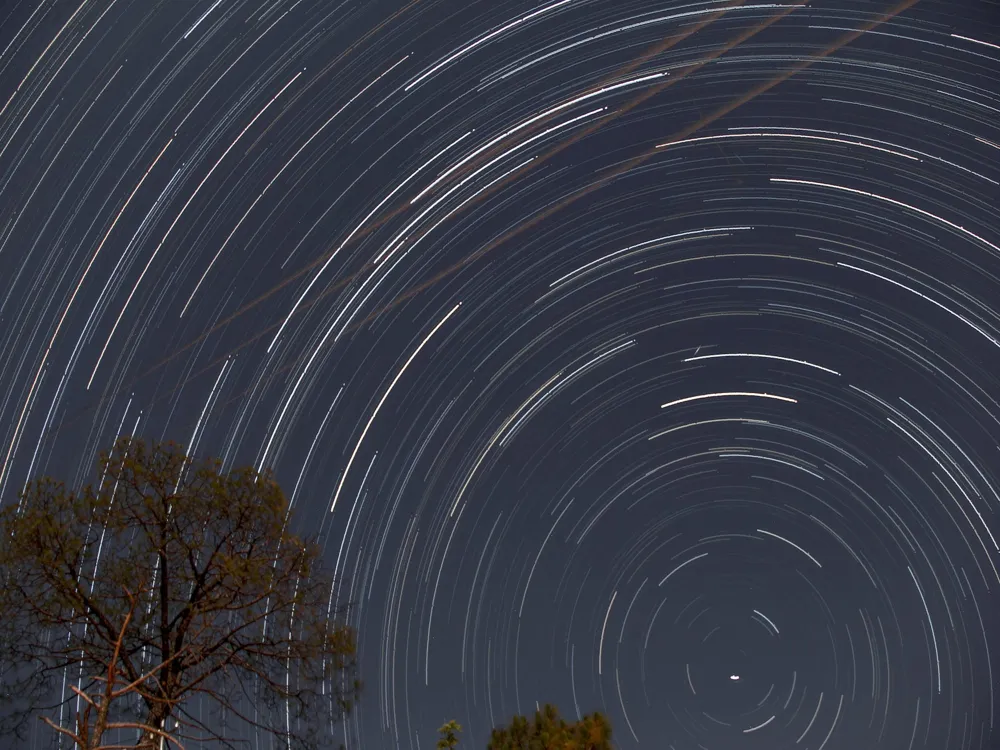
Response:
2,0,1000,748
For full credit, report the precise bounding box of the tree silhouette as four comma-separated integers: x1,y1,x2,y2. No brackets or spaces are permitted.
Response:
487,704,612,750
436,720,462,750
0,436,361,750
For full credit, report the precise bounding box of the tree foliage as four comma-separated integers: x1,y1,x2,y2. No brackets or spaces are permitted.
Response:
436,720,462,750
0,436,361,750
486,704,612,750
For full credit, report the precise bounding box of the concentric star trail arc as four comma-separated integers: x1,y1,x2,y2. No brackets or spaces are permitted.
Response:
1,0,998,748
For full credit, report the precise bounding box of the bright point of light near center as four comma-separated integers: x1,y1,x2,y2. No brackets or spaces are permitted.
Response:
730,675,740,680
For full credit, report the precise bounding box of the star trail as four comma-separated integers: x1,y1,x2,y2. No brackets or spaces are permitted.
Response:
1,0,999,748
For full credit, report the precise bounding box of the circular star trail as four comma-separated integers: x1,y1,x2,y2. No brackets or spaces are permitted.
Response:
1,0,1000,748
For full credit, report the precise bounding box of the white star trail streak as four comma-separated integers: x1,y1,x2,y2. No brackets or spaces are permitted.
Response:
0,0,997,748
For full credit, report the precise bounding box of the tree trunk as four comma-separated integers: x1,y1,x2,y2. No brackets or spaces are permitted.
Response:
135,702,171,749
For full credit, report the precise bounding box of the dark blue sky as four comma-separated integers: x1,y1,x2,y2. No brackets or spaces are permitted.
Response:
1,0,1000,748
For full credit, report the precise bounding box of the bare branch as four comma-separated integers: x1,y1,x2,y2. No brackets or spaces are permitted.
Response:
101,722,187,749
39,716,83,746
